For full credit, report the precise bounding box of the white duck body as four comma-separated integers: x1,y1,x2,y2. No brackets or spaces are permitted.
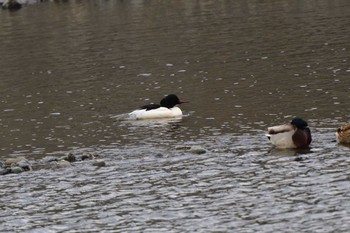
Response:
114,94,188,121
266,124,296,149
128,106,182,120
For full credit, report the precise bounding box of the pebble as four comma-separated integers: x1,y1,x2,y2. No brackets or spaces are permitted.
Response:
60,153,76,162
93,160,106,167
41,156,58,163
0,168,11,175
16,159,32,171
175,145,207,154
56,160,72,168
81,153,96,161
1,0,22,10
1,152,102,175
4,157,25,166
190,146,207,154
1,157,31,175
175,145,192,150
10,166,24,174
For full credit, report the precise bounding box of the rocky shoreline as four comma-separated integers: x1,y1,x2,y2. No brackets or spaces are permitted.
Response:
0,153,106,175
0,145,206,175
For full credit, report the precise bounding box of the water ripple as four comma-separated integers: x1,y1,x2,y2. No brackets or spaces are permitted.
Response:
1,0,350,232
0,128,349,232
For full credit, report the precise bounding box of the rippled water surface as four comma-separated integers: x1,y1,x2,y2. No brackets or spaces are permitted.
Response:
1,0,350,232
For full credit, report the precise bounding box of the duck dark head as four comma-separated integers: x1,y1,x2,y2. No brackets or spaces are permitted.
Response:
160,94,188,108
291,118,308,129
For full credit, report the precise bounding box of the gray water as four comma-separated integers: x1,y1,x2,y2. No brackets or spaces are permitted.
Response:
1,0,350,232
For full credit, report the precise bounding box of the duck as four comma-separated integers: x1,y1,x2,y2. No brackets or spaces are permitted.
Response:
336,124,350,143
266,118,312,149
126,94,188,120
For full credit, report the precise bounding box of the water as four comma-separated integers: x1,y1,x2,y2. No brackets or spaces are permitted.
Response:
1,0,350,232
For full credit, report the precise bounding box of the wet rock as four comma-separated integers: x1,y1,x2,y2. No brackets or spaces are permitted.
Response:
1,0,23,10
60,153,76,162
93,159,106,167
190,146,207,155
31,161,61,171
175,145,192,150
81,154,91,161
1,157,30,174
56,160,71,168
10,166,24,174
4,157,25,166
81,153,97,161
42,156,58,163
16,159,32,171
0,168,11,175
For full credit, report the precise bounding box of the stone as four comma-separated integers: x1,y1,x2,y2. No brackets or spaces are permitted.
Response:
56,160,71,168
81,153,95,161
175,145,192,150
41,156,58,163
16,159,32,171
93,160,106,167
1,0,23,10
10,166,24,174
189,146,206,154
0,168,11,175
4,157,25,166
60,153,76,163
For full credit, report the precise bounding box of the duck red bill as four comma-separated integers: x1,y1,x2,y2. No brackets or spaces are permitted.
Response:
179,99,189,104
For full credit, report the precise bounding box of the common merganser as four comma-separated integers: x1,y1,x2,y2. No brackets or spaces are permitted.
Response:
336,124,350,143
266,118,312,149
125,94,188,120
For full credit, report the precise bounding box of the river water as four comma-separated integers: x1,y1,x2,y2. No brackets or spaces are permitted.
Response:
1,0,350,232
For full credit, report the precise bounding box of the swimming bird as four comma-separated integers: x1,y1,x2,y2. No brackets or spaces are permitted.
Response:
336,124,350,143
266,118,312,149
126,94,188,120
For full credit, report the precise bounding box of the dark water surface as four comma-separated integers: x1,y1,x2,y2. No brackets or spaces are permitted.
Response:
1,0,350,232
